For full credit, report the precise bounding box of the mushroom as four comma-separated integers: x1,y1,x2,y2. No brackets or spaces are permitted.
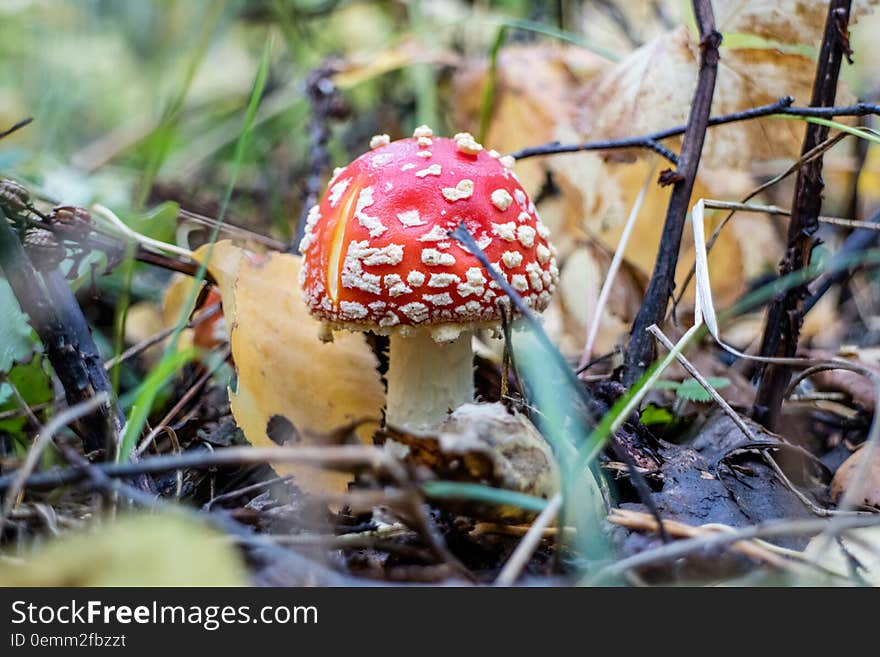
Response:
298,127,558,429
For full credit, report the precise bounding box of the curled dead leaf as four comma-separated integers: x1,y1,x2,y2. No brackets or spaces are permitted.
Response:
830,447,880,508
384,402,560,522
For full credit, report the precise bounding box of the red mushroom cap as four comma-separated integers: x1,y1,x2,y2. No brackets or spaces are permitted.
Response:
298,128,558,339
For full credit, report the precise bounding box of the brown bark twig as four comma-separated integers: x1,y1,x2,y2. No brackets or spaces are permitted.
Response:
753,0,853,429
622,0,721,384
0,445,397,492
511,98,880,163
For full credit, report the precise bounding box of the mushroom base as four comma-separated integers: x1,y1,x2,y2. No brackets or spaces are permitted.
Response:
385,329,474,430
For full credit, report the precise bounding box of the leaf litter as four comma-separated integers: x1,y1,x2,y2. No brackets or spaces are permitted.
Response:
2,0,880,586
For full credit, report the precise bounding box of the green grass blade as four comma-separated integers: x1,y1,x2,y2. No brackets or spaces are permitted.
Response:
117,37,273,464
771,114,880,146
421,481,549,514
117,347,197,461
487,17,620,62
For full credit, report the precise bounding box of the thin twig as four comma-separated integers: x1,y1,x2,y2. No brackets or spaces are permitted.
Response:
203,475,294,511
701,199,880,231
178,208,286,251
590,512,880,583
672,133,848,313
607,509,794,571
135,346,230,457
648,325,858,518
511,98,880,162
495,492,562,586
105,302,222,371
0,118,33,140
0,444,396,492
92,203,194,259
805,205,880,313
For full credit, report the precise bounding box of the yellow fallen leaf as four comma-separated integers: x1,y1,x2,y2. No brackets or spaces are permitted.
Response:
164,242,385,494
124,301,166,369
0,513,246,586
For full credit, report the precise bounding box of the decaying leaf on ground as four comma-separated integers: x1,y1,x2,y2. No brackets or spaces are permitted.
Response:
830,446,880,508
383,402,561,522
0,513,246,586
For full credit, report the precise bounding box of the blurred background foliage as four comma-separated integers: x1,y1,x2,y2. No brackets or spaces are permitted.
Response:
0,0,569,236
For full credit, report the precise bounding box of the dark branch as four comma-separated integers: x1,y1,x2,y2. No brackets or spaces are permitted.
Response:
0,208,120,454
512,98,880,163
753,0,853,429
0,117,33,140
513,135,680,164
622,0,722,385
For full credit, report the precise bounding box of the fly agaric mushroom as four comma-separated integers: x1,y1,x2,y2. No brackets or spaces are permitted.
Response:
298,127,558,428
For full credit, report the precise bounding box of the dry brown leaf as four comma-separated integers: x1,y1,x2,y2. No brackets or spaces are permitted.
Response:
124,301,166,369
164,242,385,494
830,446,880,508
807,349,880,411
574,25,820,168
575,1,686,55
550,155,749,304
555,244,643,359
715,0,875,46
575,1,877,169
451,41,781,355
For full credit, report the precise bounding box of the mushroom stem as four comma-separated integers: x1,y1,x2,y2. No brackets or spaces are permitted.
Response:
385,330,474,429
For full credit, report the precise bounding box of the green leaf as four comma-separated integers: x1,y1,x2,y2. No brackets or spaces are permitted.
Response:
126,201,180,244
0,357,52,437
675,377,730,403
640,404,674,426
0,278,36,375
654,376,731,403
